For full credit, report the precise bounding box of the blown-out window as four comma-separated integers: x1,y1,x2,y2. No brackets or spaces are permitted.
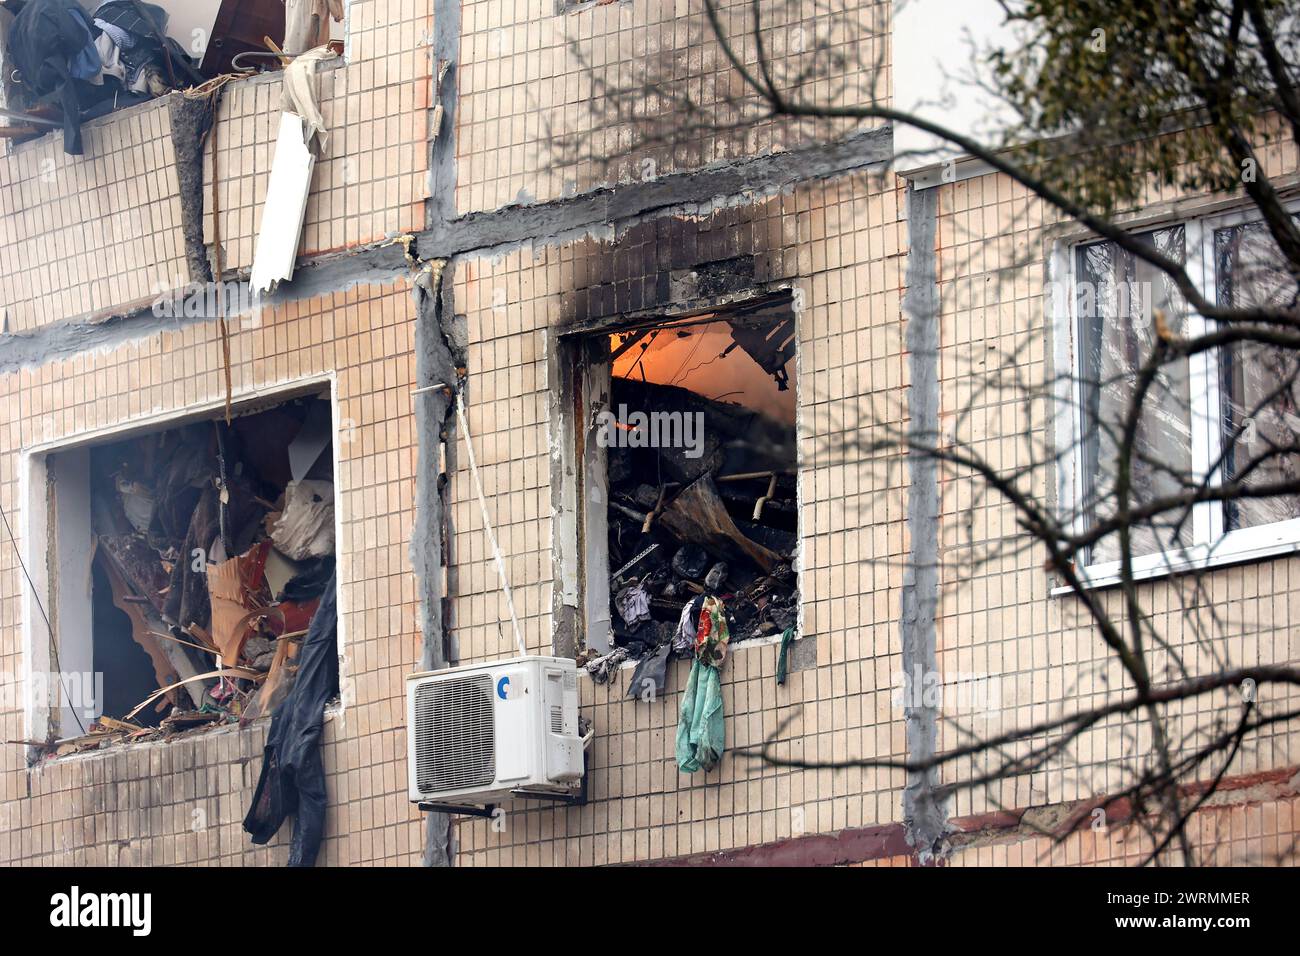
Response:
568,294,801,666
28,387,339,750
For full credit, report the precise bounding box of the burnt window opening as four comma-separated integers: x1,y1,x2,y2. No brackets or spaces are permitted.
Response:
574,293,800,668
0,1,344,152
38,390,338,749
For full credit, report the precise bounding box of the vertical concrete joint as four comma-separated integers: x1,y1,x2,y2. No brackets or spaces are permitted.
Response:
428,0,462,228
412,258,464,867
415,0,466,867
900,184,948,863
168,89,224,284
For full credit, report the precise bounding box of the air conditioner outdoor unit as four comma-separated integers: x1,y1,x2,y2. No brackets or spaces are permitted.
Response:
406,655,585,807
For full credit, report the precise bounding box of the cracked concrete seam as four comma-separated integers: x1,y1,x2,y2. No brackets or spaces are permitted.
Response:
900,182,950,863
0,241,414,376
0,126,892,376
416,0,464,869
411,258,464,869
417,125,893,260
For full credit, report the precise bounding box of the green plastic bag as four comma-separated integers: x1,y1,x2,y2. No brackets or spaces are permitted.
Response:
676,658,725,772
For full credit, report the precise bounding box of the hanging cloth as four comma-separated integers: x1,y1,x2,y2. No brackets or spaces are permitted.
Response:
675,596,730,773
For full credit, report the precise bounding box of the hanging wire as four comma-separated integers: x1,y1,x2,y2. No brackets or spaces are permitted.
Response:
0,496,86,737
453,388,528,659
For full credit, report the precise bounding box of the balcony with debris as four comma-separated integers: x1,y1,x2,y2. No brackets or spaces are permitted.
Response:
0,0,427,339
0,1,343,154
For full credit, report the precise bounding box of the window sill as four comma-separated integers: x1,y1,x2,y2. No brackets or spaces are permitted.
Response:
576,628,802,681
1050,533,1300,596
32,700,343,766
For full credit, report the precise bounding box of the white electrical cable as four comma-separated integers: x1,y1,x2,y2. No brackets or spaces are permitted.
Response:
454,388,528,659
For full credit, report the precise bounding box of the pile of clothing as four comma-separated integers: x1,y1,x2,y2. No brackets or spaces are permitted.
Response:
4,0,202,154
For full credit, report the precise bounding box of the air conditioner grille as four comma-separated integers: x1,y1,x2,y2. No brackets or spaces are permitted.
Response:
414,674,495,794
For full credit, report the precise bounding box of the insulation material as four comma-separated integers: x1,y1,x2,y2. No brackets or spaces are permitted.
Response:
264,547,308,600
207,541,271,665
250,112,316,294
270,480,335,560
114,478,154,534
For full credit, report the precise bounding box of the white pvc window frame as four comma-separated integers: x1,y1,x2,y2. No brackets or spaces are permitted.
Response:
1053,202,1300,591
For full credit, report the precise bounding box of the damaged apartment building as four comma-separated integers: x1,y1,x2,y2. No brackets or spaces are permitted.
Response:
0,0,1296,869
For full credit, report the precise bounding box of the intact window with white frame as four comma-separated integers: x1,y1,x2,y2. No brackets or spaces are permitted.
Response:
1062,206,1300,585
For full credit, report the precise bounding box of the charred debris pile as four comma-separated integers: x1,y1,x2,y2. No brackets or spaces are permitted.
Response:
582,304,800,679
58,395,337,755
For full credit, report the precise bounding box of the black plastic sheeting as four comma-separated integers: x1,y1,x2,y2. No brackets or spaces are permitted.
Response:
5,0,96,153
626,642,671,701
243,571,338,867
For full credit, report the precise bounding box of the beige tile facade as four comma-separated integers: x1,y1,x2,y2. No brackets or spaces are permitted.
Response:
0,0,1295,867
932,159,1300,824
447,180,912,864
453,0,890,214
1,280,426,865
0,99,187,334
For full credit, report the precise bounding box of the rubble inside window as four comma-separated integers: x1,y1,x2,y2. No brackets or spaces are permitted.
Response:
577,295,800,680
43,391,338,755
0,0,342,154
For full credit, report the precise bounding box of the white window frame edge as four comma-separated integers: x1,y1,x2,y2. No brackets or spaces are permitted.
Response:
19,371,349,751
1051,201,1300,595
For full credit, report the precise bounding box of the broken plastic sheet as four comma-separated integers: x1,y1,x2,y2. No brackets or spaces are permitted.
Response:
659,475,782,573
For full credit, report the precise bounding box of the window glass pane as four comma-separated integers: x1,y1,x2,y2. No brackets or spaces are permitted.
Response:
1216,221,1300,531
1076,227,1191,564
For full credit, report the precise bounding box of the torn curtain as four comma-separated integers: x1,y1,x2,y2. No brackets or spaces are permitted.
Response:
243,571,338,866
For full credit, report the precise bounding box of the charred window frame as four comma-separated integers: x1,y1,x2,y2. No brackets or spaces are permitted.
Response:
1055,202,1300,590
558,292,802,662
22,379,341,751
